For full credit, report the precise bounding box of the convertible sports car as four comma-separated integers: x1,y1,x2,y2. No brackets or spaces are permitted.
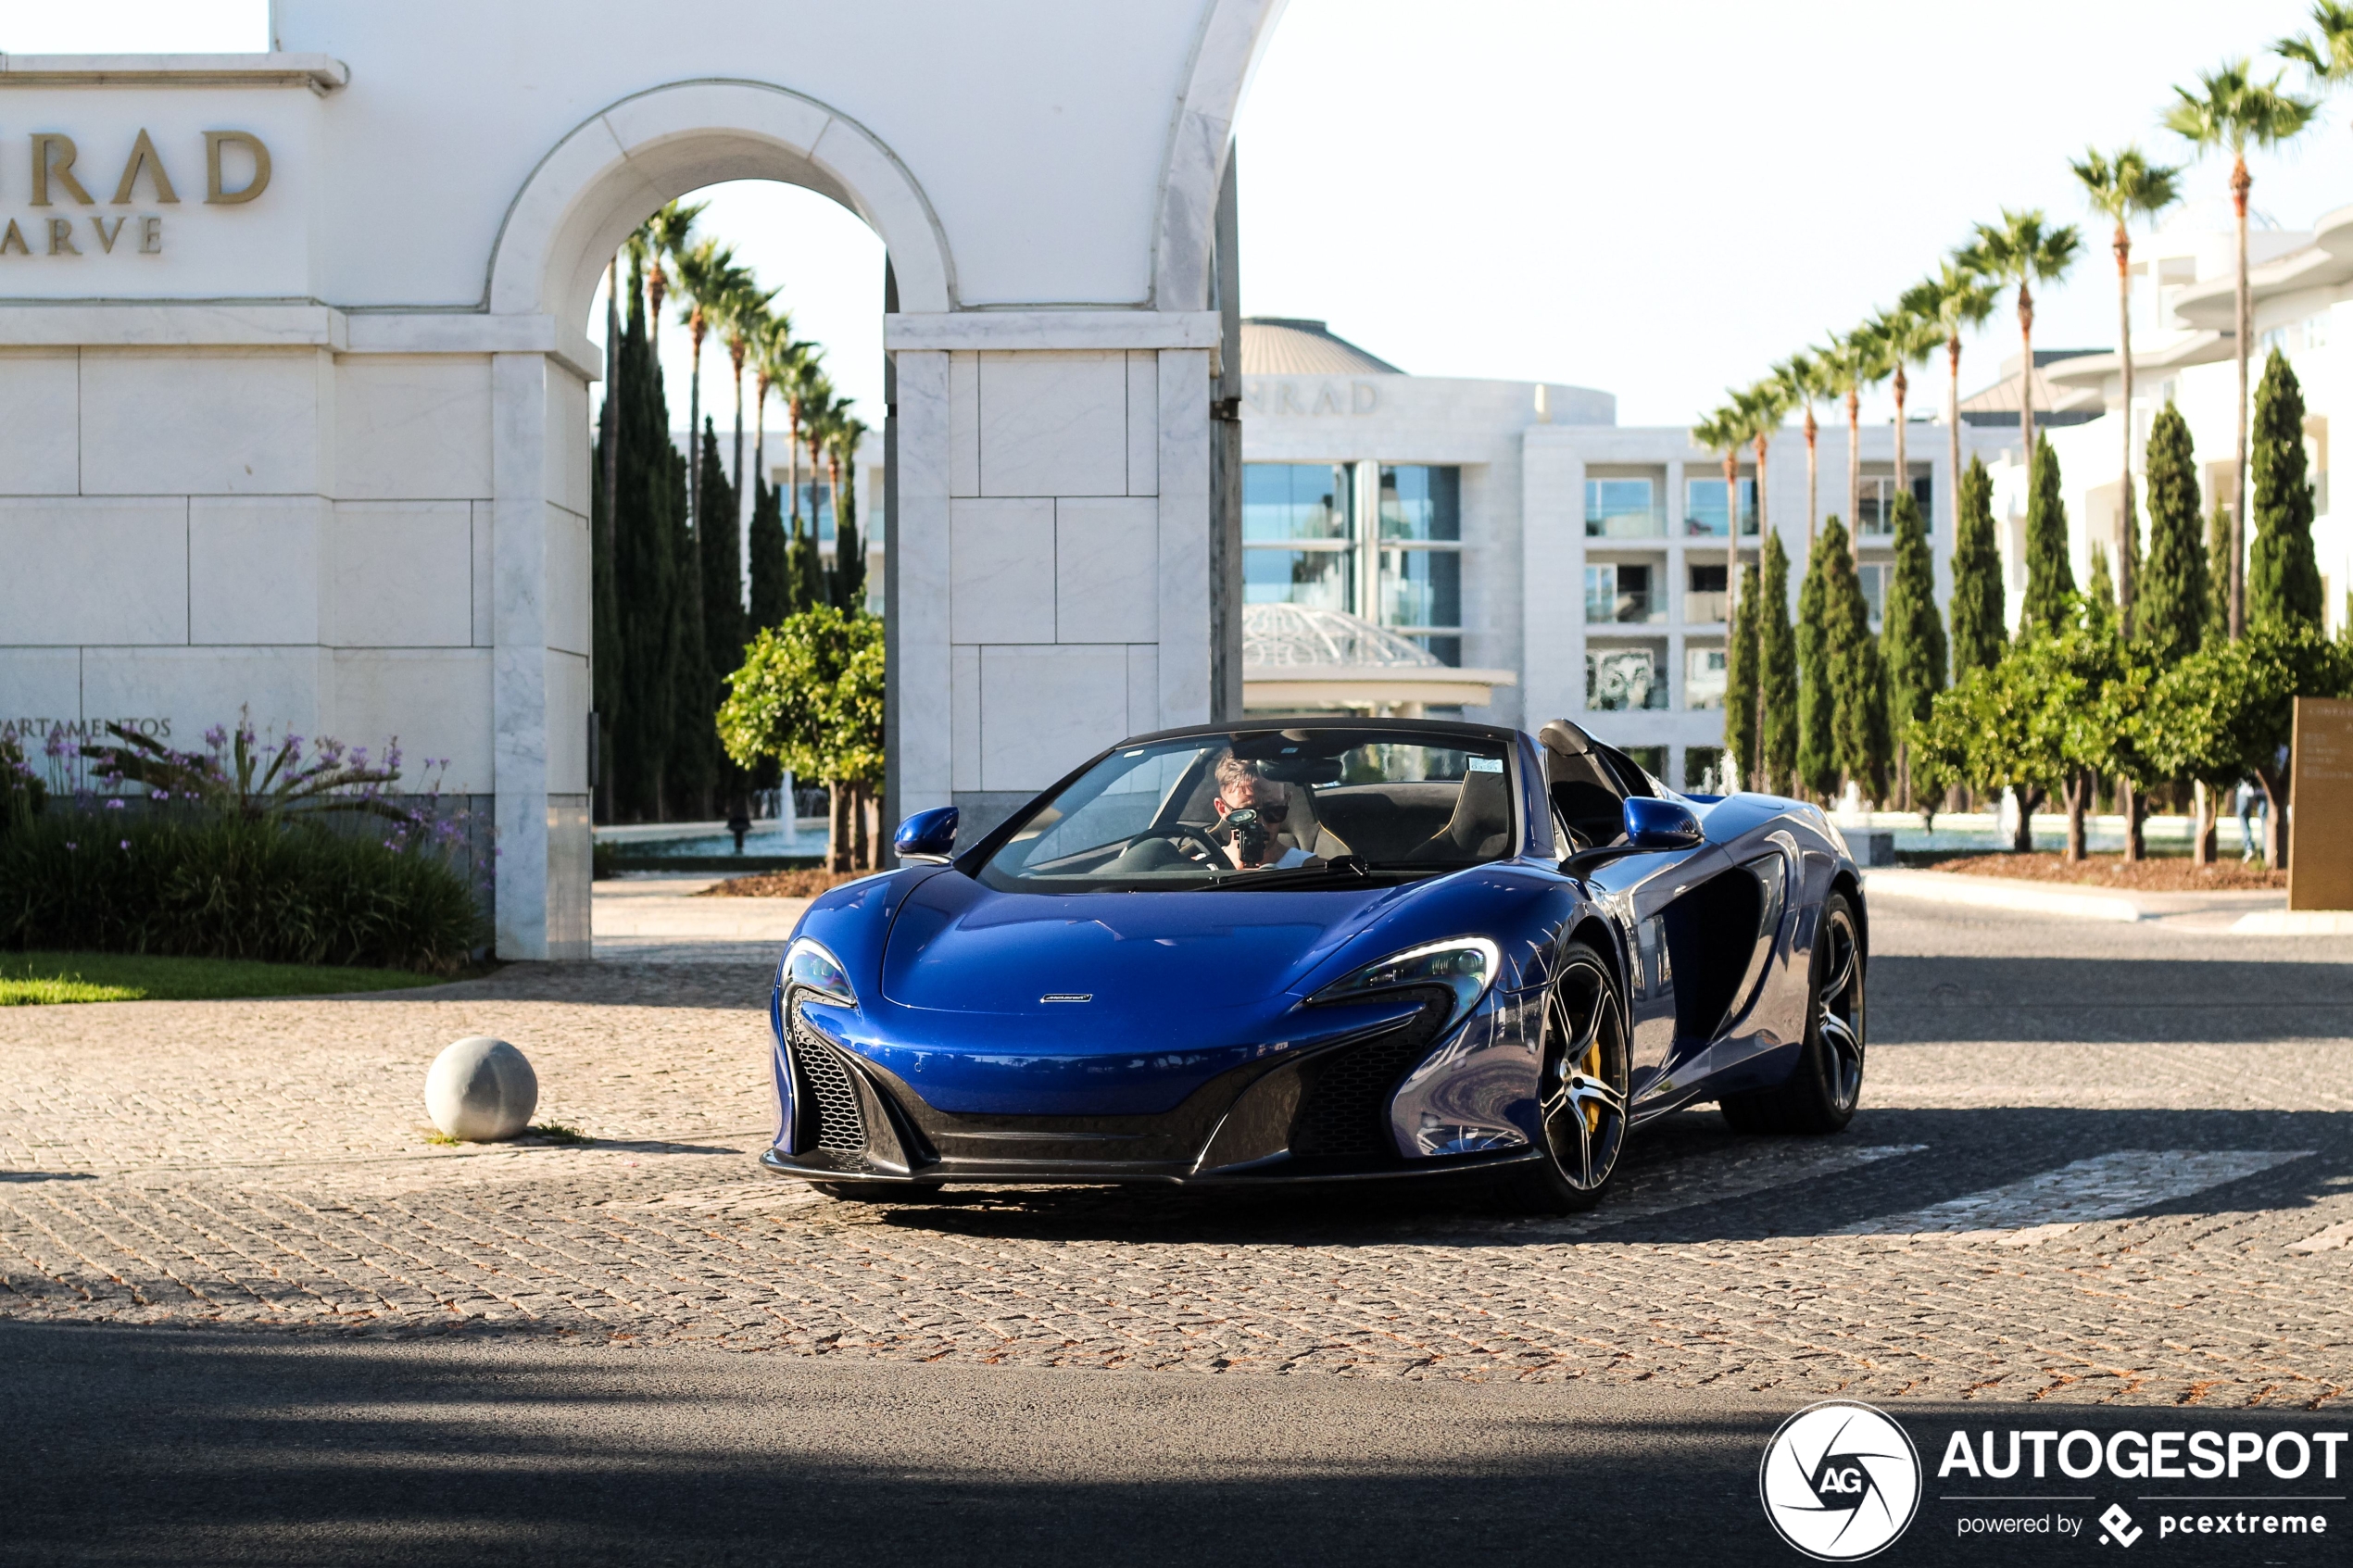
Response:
760,716,1867,1212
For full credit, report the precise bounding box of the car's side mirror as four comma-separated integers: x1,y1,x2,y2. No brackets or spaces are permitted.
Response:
1624,797,1703,849
893,806,959,865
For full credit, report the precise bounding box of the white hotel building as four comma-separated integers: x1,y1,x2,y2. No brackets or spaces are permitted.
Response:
1239,318,2009,788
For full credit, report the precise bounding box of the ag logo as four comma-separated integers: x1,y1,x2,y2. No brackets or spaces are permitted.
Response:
1759,1400,1922,1561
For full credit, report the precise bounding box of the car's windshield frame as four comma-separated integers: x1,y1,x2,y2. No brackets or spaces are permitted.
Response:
962,723,1527,894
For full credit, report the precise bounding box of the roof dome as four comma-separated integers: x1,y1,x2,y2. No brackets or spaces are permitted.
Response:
1239,318,1405,377
1242,604,1441,669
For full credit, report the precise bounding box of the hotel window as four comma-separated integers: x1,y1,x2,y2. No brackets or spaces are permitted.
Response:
1623,746,1668,780
1856,475,1931,537
1685,646,1727,710
1378,464,1463,664
1683,477,1756,537
1243,463,1356,614
1585,477,1662,537
1586,646,1667,711
1856,562,1889,629
772,473,838,544
1584,562,1662,624
1686,562,1728,624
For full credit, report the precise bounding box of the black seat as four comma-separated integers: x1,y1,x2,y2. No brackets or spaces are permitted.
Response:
1407,769,1511,862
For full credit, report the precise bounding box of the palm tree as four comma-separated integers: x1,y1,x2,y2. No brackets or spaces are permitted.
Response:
1897,258,1999,553
1969,208,2082,477
2070,146,2183,640
748,308,798,503
635,200,703,363
781,348,829,533
2279,3,2353,81
718,274,782,544
1822,325,1889,556
1771,351,1833,545
670,236,740,533
1868,306,1947,530
2166,60,2321,638
1692,403,1748,641
1736,377,1789,556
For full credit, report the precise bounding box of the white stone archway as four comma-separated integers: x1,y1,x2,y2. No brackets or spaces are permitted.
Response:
0,0,1285,960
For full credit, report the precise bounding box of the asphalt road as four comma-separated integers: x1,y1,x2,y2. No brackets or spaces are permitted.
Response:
2,901,2348,1566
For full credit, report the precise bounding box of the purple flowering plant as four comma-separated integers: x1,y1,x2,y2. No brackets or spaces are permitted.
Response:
84,707,419,830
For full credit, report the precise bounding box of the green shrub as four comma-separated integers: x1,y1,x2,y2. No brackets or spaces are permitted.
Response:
0,812,481,973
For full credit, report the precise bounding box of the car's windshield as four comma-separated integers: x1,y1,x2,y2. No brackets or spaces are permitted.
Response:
976,729,1518,892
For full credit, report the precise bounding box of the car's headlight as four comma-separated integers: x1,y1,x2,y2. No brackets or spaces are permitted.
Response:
781,936,857,1007
1308,936,1501,1029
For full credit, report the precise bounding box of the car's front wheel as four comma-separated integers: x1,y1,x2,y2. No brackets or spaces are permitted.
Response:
1494,940,1630,1215
1719,891,1864,1135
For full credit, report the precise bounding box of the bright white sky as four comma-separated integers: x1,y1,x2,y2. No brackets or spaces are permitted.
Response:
19,1,2353,431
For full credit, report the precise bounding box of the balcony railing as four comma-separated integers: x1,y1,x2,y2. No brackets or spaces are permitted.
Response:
1585,591,1664,625
1681,510,1759,538
1585,505,1667,539
1683,589,1728,624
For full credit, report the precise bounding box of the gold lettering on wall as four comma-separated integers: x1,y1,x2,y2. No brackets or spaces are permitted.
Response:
140,215,163,253
0,220,25,256
203,132,271,205
110,130,180,205
91,216,125,253
31,133,94,207
47,218,78,256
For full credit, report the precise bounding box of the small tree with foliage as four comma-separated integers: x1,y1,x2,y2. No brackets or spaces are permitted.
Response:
2247,347,2322,631
1818,527,1891,802
2140,621,2351,869
717,606,887,872
1796,520,1841,799
2204,499,2234,650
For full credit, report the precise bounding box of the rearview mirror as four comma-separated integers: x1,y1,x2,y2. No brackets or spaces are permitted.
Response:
893,806,959,865
1624,797,1703,850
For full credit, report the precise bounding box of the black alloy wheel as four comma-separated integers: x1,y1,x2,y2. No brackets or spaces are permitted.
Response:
1496,940,1630,1214
1719,890,1864,1135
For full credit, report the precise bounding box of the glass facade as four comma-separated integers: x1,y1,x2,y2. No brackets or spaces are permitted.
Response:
1685,645,1727,709
1243,464,1355,612
1585,477,1663,538
1856,474,1932,537
1857,562,1889,628
1586,646,1667,711
772,475,838,543
1242,462,1465,666
1584,562,1661,624
1683,746,1724,790
1683,477,1757,537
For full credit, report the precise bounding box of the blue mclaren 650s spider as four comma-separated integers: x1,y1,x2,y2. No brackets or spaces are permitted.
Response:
759,715,1868,1213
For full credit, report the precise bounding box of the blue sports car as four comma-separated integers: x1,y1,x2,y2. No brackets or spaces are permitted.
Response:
760,716,1867,1213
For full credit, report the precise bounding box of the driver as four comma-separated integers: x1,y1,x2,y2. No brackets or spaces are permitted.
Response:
1209,751,1314,870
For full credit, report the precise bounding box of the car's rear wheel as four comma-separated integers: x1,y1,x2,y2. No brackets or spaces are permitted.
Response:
1494,940,1630,1215
1719,891,1864,1135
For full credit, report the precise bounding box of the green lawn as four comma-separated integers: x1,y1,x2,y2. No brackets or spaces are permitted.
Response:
0,950,461,1005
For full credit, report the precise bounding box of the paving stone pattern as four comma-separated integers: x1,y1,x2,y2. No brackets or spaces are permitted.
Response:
3,908,2352,1410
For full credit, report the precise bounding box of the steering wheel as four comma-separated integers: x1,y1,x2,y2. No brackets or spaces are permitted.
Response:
1126,824,1226,865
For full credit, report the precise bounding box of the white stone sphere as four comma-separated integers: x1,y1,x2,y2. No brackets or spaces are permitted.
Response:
424,1035,538,1142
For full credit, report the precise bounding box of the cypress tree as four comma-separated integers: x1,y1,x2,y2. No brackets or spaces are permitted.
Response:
1881,490,1947,750
1757,531,1799,796
2247,348,2322,630
1948,456,2006,676
1723,561,1761,784
698,420,743,673
832,464,866,611
747,478,789,633
2135,403,2206,664
1797,519,1842,800
2205,499,2233,648
665,436,713,819
611,266,683,822
1818,521,1891,801
590,423,620,823
2085,544,2117,638
783,519,817,617
2019,438,2075,636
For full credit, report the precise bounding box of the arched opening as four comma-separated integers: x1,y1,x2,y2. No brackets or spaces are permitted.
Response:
484,82,954,907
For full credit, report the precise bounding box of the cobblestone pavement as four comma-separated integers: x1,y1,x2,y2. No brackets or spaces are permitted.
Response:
3,905,2351,1409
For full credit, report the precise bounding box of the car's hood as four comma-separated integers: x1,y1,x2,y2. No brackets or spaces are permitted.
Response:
883,873,1404,1017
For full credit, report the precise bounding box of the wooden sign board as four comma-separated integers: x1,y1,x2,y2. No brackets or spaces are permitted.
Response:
2289,696,2353,911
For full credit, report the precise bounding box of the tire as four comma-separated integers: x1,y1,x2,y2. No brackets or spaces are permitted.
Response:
1719,891,1864,1135
1493,940,1632,1215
